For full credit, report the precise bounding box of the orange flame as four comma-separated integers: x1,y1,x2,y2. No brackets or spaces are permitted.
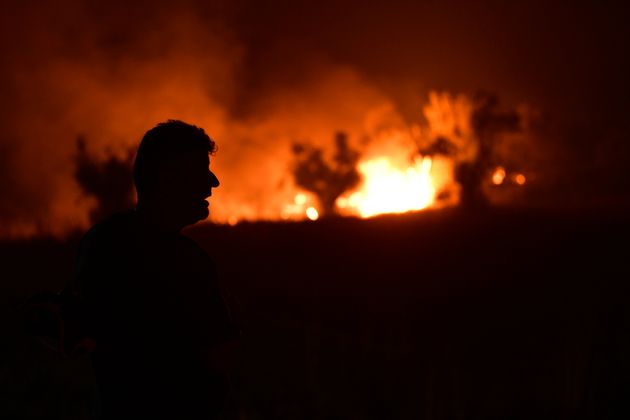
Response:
336,156,435,217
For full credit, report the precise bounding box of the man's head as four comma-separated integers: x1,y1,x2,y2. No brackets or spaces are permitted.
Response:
133,120,220,229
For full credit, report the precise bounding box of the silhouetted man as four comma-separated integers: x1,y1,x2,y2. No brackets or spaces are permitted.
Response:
74,120,238,419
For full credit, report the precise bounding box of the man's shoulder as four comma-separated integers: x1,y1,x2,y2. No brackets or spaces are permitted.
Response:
80,210,139,252
74,211,141,283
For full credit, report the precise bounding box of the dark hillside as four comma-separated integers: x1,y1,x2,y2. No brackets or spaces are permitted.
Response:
2,206,629,419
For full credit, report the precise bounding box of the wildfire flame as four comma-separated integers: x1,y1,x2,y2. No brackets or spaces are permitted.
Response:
336,156,435,217
277,153,456,222
214,91,527,226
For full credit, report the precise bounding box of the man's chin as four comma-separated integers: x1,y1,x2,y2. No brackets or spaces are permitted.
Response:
180,202,210,227
192,206,210,223
198,207,210,221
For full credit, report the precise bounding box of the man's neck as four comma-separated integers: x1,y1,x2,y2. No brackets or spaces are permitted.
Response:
135,201,184,235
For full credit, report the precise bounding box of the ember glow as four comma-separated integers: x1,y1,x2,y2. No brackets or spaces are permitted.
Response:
492,166,527,187
492,167,507,185
513,174,526,185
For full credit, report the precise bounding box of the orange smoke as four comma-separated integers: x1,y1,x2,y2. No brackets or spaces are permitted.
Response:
0,1,533,237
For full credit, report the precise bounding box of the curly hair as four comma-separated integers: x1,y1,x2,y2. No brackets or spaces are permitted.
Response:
133,120,217,199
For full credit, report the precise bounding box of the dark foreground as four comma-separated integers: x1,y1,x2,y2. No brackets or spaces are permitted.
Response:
1,205,629,419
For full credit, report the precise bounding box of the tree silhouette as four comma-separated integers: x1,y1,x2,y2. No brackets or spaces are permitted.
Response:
420,92,521,208
292,132,361,216
74,136,135,224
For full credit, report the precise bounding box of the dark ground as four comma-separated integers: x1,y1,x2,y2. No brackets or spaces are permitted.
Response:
1,205,629,419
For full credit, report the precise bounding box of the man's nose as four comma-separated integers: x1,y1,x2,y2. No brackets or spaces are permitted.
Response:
209,171,220,188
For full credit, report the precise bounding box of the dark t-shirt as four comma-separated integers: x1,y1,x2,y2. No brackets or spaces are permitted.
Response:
75,210,236,420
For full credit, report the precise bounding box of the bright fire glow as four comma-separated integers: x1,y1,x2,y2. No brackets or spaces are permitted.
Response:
281,192,319,221
513,174,526,185
306,207,319,220
295,193,307,205
337,156,436,218
492,167,506,185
